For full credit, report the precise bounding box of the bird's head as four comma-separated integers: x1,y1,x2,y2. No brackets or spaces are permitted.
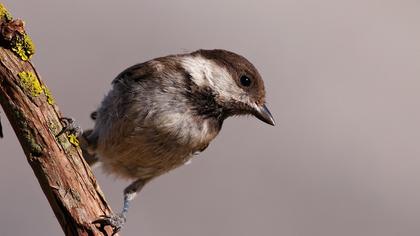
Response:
181,49,275,126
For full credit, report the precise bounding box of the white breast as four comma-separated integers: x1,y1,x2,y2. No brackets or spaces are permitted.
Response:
155,111,216,147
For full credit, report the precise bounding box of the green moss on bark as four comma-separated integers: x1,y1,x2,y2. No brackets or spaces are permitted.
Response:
11,105,43,157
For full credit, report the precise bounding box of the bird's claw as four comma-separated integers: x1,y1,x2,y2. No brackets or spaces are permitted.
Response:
56,117,82,137
93,213,126,236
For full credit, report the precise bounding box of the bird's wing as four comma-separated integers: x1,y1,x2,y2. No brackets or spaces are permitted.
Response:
112,62,154,85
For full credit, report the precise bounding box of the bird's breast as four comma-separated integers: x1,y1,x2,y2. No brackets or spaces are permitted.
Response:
153,111,220,150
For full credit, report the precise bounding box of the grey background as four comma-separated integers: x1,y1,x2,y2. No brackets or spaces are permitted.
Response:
1,0,420,235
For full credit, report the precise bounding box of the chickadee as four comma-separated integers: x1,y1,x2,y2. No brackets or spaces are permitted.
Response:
82,49,275,233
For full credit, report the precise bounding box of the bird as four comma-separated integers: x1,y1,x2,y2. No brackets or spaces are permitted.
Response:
80,49,275,234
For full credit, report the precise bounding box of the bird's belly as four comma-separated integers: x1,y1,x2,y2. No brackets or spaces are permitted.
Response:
97,137,192,180
95,112,219,180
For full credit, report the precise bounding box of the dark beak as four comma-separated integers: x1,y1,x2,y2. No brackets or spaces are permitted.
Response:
253,104,275,126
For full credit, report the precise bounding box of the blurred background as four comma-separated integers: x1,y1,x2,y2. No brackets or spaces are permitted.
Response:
1,0,420,235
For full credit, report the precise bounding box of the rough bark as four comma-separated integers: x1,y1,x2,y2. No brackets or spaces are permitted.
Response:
0,4,116,236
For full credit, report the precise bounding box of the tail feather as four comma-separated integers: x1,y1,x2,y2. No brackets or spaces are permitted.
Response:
79,129,99,166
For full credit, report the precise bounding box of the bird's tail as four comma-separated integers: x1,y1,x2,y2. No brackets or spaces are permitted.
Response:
79,111,100,166
79,129,100,166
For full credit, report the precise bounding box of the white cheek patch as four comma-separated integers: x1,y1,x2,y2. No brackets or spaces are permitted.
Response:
181,55,246,103
181,56,214,87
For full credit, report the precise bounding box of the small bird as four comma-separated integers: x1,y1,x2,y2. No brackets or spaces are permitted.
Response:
81,49,275,234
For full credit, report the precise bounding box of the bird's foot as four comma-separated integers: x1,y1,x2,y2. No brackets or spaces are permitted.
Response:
56,117,82,137
93,213,126,236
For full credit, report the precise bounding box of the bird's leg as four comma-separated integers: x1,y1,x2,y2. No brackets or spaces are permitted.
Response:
121,179,147,216
93,178,147,235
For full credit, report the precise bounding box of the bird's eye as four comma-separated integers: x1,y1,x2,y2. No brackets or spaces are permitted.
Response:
240,75,252,87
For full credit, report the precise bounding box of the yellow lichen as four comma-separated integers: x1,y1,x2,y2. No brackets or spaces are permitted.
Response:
42,85,55,105
0,4,13,22
18,71,43,97
67,134,80,147
0,4,35,61
11,34,35,61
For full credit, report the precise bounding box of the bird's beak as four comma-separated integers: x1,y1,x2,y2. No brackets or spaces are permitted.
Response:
253,104,275,126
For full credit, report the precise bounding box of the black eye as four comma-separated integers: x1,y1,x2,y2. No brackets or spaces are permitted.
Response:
240,75,252,87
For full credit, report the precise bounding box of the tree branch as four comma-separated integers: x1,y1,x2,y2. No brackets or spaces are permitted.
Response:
0,4,116,236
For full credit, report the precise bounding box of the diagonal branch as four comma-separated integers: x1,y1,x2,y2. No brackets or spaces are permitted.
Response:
0,4,116,236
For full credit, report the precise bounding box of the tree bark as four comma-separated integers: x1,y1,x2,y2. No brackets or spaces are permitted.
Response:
0,4,116,236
